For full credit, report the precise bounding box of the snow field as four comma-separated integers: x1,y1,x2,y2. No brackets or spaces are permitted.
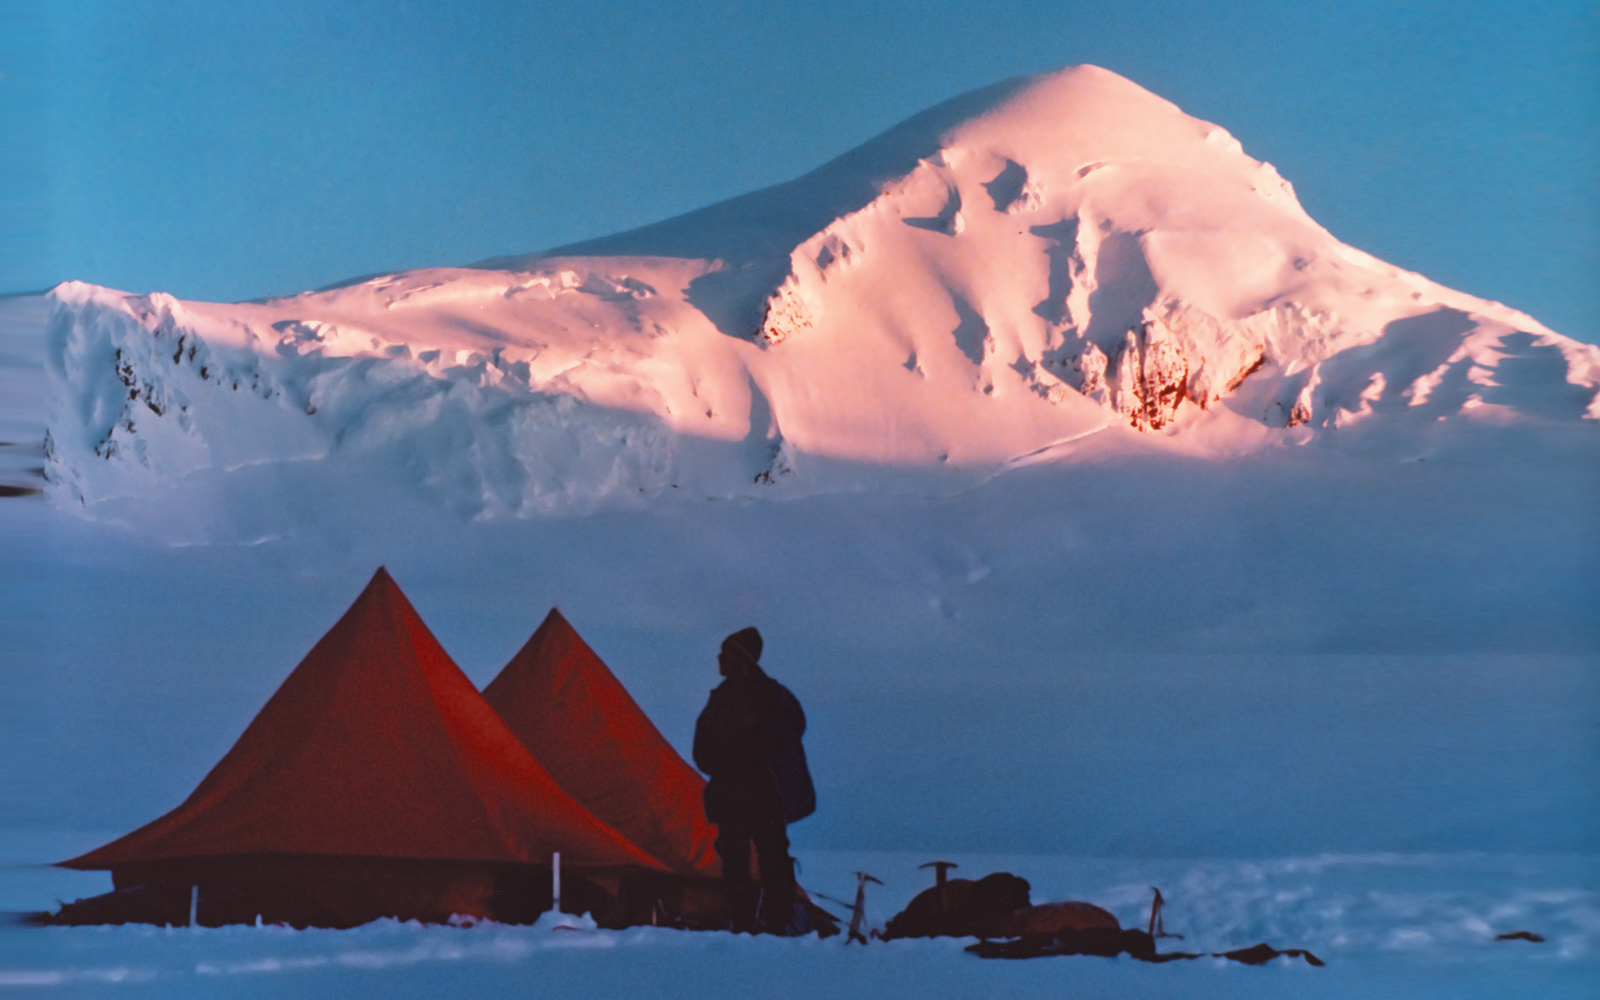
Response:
6,853,1596,999
39,67,1599,519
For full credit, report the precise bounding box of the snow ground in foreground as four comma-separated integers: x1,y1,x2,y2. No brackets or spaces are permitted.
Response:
4,852,1596,999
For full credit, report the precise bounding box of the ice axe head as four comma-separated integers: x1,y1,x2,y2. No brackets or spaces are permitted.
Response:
854,872,882,887
918,861,958,886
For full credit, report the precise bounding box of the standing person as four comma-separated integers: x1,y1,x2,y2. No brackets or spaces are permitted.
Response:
693,627,815,933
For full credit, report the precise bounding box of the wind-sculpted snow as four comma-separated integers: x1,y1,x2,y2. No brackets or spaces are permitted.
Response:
46,283,683,517
8,853,1597,998
43,66,1600,522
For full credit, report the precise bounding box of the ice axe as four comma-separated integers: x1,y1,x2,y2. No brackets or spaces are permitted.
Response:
1148,887,1182,939
918,860,958,886
919,860,959,913
846,872,881,945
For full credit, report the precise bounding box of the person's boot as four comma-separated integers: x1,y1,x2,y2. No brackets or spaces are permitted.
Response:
756,880,803,936
726,882,759,934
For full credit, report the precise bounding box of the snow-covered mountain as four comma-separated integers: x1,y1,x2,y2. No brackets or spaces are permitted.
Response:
45,65,1599,517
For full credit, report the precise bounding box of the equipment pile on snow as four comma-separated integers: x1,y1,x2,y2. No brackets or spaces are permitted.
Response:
877,864,1323,966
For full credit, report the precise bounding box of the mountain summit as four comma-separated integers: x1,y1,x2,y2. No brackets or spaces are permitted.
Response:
47,66,1599,516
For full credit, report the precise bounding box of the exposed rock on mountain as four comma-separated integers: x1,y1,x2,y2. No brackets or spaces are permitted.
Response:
45,66,1599,516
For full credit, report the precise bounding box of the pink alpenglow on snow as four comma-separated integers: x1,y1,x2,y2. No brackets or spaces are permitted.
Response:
43,66,1599,522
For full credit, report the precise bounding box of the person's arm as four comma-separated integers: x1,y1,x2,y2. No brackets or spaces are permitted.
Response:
778,684,806,738
693,698,722,774
760,682,805,743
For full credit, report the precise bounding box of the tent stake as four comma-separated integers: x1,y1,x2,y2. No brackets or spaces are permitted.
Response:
189,885,198,927
552,851,562,914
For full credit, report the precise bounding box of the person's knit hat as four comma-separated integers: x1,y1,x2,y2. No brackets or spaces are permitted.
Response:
721,626,763,664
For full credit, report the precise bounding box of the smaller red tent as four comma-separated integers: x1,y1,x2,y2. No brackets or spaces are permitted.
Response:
483,609,720,877
58,569,663,927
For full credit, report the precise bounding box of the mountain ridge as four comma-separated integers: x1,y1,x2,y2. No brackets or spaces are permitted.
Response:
44,65,1599,518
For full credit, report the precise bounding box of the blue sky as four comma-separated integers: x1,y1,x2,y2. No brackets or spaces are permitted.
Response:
9,1,1597,341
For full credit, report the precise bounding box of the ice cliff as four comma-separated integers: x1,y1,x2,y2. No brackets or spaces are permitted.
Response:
46,66,1600,518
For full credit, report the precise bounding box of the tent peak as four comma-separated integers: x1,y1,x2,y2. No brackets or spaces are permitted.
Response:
62,570,663,872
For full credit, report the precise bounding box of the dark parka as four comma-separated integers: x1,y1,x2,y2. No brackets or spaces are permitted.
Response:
693,665,815,827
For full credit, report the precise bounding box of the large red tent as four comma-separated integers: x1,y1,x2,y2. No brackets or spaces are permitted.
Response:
59,568,663,926
483,609,720,878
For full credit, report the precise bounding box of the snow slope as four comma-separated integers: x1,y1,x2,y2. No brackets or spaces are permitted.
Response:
7,853,1597,999
43,66,1599,523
